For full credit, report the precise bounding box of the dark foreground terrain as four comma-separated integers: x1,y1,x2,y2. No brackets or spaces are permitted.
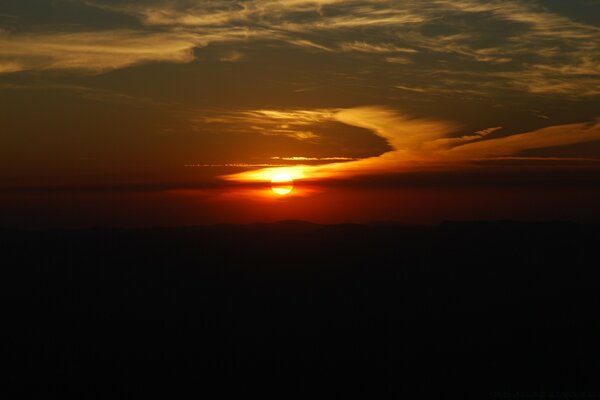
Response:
2,221,600,398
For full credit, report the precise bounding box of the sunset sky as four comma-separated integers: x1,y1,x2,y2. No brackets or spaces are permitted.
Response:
1,0,600,227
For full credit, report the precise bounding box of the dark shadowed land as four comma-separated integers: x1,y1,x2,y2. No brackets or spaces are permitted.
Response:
2,221,600,397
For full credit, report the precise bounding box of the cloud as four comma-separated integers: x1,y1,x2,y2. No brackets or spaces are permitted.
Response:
86,0,350,27
394,85,426,93
497,67,600,97
193,108,338,142
436,0,600,40
287,39,334,52
447,120,600,159
0,30,201,73
271,157,356,161
223,106,460,181
241,109,337,124
97,0,425,30
223,106,600,182
2,0,599,97
385,57,413,65
0,60,23,73
218,50,244,62
430,0,600,95
340,41,417,54
427,127,503,149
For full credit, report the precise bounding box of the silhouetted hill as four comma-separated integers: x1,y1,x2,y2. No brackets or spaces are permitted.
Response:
2,221,599,397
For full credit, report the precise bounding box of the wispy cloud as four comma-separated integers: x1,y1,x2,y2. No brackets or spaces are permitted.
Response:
224,106,460,181
242,109,337,124
340,41,418,54
224,106,600,182
0,30,201,73
0,61,22,73
448,120,600,159
0,0,597,110
394,85,427,93
1,0,599,98
427,127,503,149
271,156,356,161
287,39,334,52
218,50,244,62
385,56,414,65
193,108,338,142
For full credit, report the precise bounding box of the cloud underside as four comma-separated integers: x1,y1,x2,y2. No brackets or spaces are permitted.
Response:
224,106,600,182
0,0,598,95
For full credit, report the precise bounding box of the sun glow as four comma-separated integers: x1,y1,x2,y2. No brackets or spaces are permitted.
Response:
271,173,294,195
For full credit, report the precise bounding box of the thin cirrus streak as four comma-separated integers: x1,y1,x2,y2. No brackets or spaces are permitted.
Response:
192,109,336,142
0,30,204,73
270,157,357,161
185,164,288,168
223,106,600,184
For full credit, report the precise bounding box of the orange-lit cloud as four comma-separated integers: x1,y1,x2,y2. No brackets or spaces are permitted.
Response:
218,50,245,62
223,106,460,182
271,157,356,161
0,60,22,73
426,127,503,150
0,30,201,73
194,108,338,142
447,120,600,159
340,42,418,54
223,106,600,183
3,0,599,97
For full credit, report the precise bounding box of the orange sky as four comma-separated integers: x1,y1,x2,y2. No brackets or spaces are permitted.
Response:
1,0,600,226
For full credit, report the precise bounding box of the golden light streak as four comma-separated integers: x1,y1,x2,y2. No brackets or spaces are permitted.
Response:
230,166,307,183
222,106,600,191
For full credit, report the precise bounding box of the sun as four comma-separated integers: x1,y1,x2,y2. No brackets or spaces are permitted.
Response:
271,173,294,196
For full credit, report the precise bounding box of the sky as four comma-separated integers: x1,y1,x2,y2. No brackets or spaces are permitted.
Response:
1,0,600,227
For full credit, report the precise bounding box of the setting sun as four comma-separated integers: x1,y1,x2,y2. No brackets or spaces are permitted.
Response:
271,173,294,196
